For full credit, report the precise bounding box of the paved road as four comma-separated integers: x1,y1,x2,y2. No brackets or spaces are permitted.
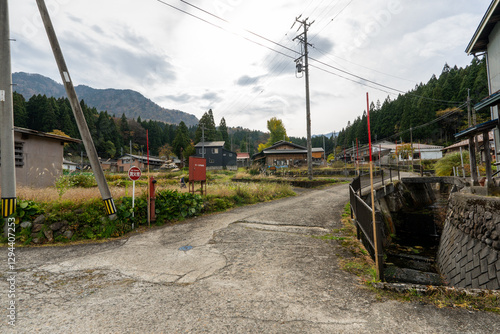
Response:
1,183,499,333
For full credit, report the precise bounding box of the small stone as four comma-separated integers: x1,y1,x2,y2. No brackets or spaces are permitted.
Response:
32,224,44,233
20,221,32,229
491,231,499,240
50,222,65,231
485,238,493,246
493,241,500,251
485,211,493,220
32,238,41,244
63,230,74,239
44,229,54,242
33,214,45,225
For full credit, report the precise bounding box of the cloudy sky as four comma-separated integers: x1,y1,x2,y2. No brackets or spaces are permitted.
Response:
8,0,492,137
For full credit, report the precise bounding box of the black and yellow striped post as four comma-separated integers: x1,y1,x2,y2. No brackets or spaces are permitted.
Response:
103,198,117,216
2,197,16,218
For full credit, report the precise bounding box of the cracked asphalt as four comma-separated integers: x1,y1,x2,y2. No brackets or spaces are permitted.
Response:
1,183,500,333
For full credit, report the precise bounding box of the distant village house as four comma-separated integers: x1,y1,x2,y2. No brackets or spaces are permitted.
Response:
0,127,81,188
194,141,237,170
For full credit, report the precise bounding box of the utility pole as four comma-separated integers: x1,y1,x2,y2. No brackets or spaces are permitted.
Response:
467,89,472,127
36,0,116,217
1,0,17,236
468,89,481,164
201,124,205,158
293,16,314,180
410,126,413,162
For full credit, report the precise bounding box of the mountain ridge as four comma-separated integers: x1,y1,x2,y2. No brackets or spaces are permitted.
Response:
12,72,199,127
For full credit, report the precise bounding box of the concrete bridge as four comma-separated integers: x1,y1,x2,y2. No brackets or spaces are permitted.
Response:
401,176,466,188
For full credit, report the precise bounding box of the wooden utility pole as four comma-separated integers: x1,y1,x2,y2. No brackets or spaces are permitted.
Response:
1,0,17,236
293,17,314,180
36,0,116,217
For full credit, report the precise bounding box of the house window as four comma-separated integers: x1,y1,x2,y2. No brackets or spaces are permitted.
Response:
15,142,24,167
0,142,24,167
212,148,219,154
229,153,233,157
209,159,215,163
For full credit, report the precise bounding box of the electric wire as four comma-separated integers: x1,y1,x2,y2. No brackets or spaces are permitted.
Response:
155,0,464,115
309,0,354,42
359,102,467,146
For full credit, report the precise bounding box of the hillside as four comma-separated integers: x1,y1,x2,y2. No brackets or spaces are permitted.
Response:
336,58,490,148
12,72,198,127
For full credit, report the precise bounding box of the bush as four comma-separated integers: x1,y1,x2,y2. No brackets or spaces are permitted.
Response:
435,152,469,176
69,173,97,188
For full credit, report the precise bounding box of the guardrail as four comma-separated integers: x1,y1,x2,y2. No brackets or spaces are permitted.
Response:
350,174,385,280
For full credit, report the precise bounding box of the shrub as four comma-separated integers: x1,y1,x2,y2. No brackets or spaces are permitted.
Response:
69,173,97,188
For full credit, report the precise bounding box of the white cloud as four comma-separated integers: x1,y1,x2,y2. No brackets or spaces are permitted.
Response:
8,0,493,137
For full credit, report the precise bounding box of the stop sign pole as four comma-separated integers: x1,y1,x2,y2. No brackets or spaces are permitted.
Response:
128,166,142,225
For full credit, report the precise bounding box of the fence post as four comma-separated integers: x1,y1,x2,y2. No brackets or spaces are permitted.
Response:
375,216,385,281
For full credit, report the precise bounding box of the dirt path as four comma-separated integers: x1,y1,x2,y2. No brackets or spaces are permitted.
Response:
1,183,499,333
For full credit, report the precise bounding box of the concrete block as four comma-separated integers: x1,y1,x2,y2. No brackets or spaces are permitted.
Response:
465,271,472,286
486,279,499,291
473,254,480,268
467,249,474,263
478,272,490,286
480,258,488,273
487,251,498,265
474,242,482,255
472,278,479,289
472,267,481,279
480,247,490,260
488,263,497,280
465,259,474,273
461,234,469,247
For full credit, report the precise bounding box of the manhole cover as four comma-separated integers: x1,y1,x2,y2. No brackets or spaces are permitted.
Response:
179,245,193,251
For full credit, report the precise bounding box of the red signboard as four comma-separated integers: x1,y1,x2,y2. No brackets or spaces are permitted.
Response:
128,166,142,181
189,157,206,181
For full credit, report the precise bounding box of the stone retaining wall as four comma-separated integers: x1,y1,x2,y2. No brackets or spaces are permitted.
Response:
437,193,500,290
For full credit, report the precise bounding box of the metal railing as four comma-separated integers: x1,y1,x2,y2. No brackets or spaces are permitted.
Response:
349,175,385,280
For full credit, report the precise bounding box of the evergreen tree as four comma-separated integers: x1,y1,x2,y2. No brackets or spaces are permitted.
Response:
13,92,27,128
195,109,218,143
219,117,230,150
173,121,191,159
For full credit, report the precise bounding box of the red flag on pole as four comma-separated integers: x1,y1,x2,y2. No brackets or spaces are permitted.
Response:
146,130,150,166
367,94,373,163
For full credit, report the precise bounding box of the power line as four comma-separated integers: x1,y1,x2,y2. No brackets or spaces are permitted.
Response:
155,0,297,59
365,103,467,144
178,0,300,56
309,0,354,42
309,56,462,105
156,0,463,107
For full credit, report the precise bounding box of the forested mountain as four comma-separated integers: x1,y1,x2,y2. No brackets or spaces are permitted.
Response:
335,58,490,149
12,93,265,161
12,72,199,127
